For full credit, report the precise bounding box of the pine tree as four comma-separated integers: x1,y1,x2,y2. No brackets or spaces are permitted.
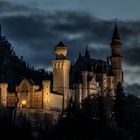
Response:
104,88,113,119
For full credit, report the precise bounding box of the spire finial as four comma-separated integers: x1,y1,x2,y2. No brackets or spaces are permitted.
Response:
112,18,120,41
85,44,90,58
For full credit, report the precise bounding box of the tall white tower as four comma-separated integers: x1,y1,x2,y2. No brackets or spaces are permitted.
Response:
52,41,71,109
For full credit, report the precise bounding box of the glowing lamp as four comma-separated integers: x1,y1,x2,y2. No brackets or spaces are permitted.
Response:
22,100,26,105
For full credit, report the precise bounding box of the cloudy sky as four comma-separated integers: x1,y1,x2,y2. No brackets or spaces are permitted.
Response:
0,0,140,95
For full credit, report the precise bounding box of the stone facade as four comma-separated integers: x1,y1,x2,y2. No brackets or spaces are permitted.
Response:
0,79,63,111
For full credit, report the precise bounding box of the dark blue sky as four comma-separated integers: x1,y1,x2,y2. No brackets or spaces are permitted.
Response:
0,0,140,96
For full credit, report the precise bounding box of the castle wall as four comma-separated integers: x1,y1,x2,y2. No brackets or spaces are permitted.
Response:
42,80,50,110
75,83,82,105
7,93,17,107
13,108,61,131
49,93,63,111
0,83,8,106
81,71,88,98
88,82,97,95
33,92,43,109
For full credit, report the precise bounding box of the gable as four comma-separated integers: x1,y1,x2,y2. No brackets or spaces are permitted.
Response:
16,79,31,92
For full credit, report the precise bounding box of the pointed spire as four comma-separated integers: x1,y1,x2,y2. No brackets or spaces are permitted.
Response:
85,45,90,58
112,19,120,41
56,40,66,48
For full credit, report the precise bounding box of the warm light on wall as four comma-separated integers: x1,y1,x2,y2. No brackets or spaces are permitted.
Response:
22,100,26,105
21,100,27,108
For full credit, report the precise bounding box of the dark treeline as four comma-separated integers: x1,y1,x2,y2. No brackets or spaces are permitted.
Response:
0,83,140,140
0,34,52,92
44,83,140,140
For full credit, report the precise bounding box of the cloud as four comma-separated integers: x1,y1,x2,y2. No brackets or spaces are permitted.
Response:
120,21,140,40
0,11,114,68
0,7,140,75
123,47,140,66
125,83,140,97
0,1,25,12
0,0,42,15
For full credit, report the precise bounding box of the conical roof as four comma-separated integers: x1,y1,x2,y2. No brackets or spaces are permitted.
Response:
55,41,66,48
55,41,67,59
112,19,120,41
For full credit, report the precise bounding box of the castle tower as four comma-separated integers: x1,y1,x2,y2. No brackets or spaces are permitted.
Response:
52,41,71,109
0,83,8,107
42,80,50,109
110,20,123,87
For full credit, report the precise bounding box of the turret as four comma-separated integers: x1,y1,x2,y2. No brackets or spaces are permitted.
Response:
42,80,50,109
55,41,67,59
110,20,123,87
0,83,8,107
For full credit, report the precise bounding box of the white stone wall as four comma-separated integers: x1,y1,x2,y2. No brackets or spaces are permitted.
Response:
52,59,71,109
42,80,51,109
0,83,8,106
52,60,71,94
49,93,63,111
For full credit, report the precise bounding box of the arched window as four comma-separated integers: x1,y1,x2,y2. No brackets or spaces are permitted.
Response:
21,83,28,92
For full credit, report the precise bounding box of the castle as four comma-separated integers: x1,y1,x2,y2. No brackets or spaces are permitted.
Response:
0,22,123,111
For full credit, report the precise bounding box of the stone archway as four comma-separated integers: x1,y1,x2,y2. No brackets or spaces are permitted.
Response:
16,79,31,108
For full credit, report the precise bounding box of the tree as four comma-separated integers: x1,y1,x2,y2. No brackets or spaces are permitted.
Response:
104,88,113,119
82,95,97,120
114,82,125,127
97,93,106,123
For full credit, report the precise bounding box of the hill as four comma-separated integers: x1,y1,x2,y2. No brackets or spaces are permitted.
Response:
0,30,52,92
